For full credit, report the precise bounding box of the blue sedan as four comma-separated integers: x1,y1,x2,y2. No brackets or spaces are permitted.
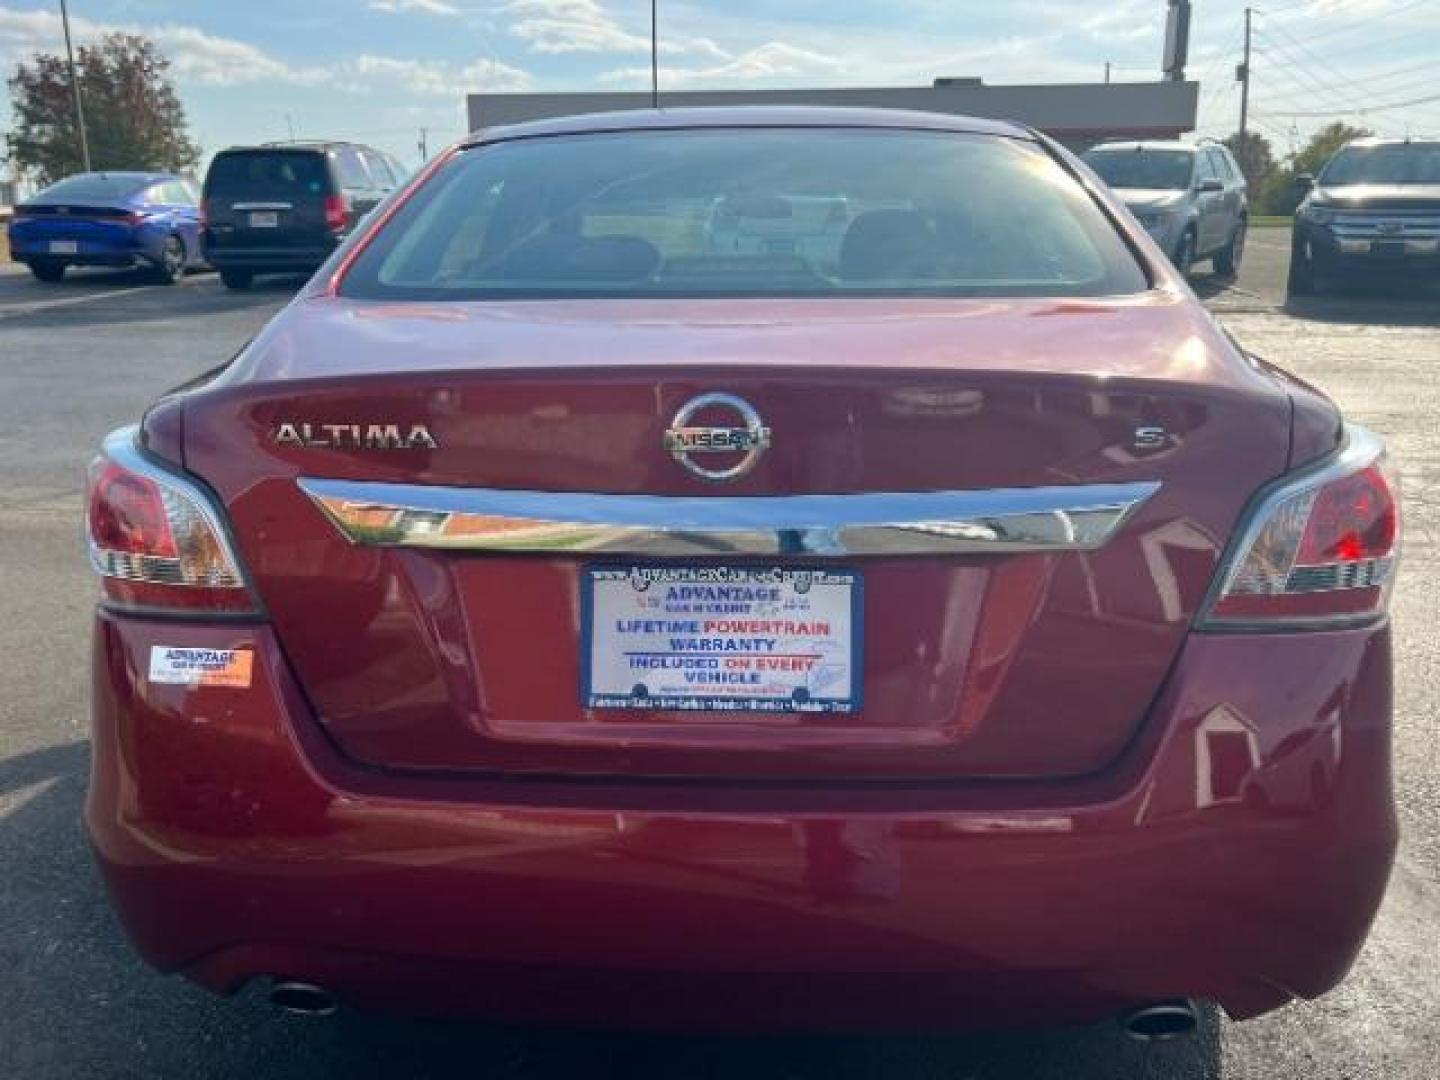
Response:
7,171,208,284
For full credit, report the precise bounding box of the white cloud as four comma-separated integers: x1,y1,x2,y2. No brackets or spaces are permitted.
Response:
0,7,327,86
354,53,531,96
602,41,844,87
0,5,530,97
368,0,462,16
151,25,329,87
502,0,727,59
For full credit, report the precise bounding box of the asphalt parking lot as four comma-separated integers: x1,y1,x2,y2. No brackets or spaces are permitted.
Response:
1,235,1437,1078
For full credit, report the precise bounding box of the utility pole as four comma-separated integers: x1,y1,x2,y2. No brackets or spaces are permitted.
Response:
418,127,429,162
1105,61,1112,84
59,0,91,172
650,0,659,108
1238,7,1253,144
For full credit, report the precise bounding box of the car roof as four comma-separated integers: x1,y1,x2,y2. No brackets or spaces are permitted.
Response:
1340,136,1440,149
1086,141,1198,154
214,142,375,155
463,106,1033,147
60,171,176,183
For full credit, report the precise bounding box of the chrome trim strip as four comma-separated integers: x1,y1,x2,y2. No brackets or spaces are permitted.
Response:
298,479,1161,557
231,201,294,211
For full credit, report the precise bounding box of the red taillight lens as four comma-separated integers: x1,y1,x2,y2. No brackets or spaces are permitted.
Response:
89,464,178,558
1202,427,1399,627
199,198,210,229
1295,465,1396,564
86,433,257,614
324,194,350,232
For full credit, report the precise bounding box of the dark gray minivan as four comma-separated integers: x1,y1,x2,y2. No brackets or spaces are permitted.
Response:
201,141,407,290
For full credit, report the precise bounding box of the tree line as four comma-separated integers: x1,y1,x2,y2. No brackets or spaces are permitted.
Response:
1222,123,1371,217
4,33,199,185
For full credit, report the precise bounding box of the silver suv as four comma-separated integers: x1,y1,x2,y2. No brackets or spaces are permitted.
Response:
1081,140,1249,276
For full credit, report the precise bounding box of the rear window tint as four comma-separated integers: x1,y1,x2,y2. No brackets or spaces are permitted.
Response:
206,152,331,198
34,174,149,202
341,129,1148,301
335,148,372,189
362,150,394,186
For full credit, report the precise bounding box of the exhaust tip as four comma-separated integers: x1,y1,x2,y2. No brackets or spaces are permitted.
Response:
268,980,338,1017
1119,999,1199,1042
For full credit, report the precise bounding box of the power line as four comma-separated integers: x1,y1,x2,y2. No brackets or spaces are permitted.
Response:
1303,24,1434,63
1252,44,1361,114
1252,27,1440,121
1254,54,1438,103
1259,91,1440,118
1257,66,1440,108
1258,0,1431,48
1267,20,1411,105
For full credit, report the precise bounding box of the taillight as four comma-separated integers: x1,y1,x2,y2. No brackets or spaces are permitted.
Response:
1199,425,1399,629
86,428,257,614
324,194,350,233
199,198,210,230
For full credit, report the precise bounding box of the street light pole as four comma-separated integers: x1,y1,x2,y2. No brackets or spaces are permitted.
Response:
650,0,659,108
59,0,91,172
1238,7,1253,146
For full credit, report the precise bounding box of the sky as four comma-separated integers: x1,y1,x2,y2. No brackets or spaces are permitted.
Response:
0,0,1436,173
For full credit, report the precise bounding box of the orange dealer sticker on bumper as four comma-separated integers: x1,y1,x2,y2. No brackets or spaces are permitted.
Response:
148,647,254,689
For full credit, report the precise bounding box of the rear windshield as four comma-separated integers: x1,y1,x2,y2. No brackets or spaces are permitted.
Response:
1082,149,1195,191
1321,143,1440,186
340,129,1148,300
33,174,149,202
205,151,331,199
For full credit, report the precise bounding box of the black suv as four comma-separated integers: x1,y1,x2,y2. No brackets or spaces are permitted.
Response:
1290,137,1440,296
202,141,407,290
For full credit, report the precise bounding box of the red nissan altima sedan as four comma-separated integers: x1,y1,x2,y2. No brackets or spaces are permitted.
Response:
86,108,1398,1036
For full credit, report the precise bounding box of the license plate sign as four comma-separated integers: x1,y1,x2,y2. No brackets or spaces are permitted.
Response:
48,240,78,255
249,211,279,228
584,567,861,713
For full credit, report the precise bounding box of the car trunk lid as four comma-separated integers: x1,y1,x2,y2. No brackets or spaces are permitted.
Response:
182,293,1292,781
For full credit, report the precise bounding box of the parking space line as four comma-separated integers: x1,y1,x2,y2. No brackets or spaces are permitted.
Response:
0,284,157,320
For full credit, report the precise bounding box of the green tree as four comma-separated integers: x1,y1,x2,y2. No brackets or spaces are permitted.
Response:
5,33,200,185
1258,121,1372,215
1222,130,1276,198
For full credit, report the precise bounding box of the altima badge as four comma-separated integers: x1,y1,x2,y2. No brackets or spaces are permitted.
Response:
273,422,438,450
663,393,771,482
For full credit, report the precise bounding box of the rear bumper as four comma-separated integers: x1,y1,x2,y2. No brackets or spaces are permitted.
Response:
202,236,337,272
88,612,1396,1032
8,233,147,266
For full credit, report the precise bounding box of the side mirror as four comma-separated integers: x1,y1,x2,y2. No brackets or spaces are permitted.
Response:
1294,173,1315,193
1195,178,1224,194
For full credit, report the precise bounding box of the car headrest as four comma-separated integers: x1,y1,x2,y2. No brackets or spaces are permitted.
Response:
496,234,661,283
838,210,939,281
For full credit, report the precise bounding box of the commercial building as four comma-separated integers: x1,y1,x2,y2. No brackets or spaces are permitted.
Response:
466,79,1200,153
